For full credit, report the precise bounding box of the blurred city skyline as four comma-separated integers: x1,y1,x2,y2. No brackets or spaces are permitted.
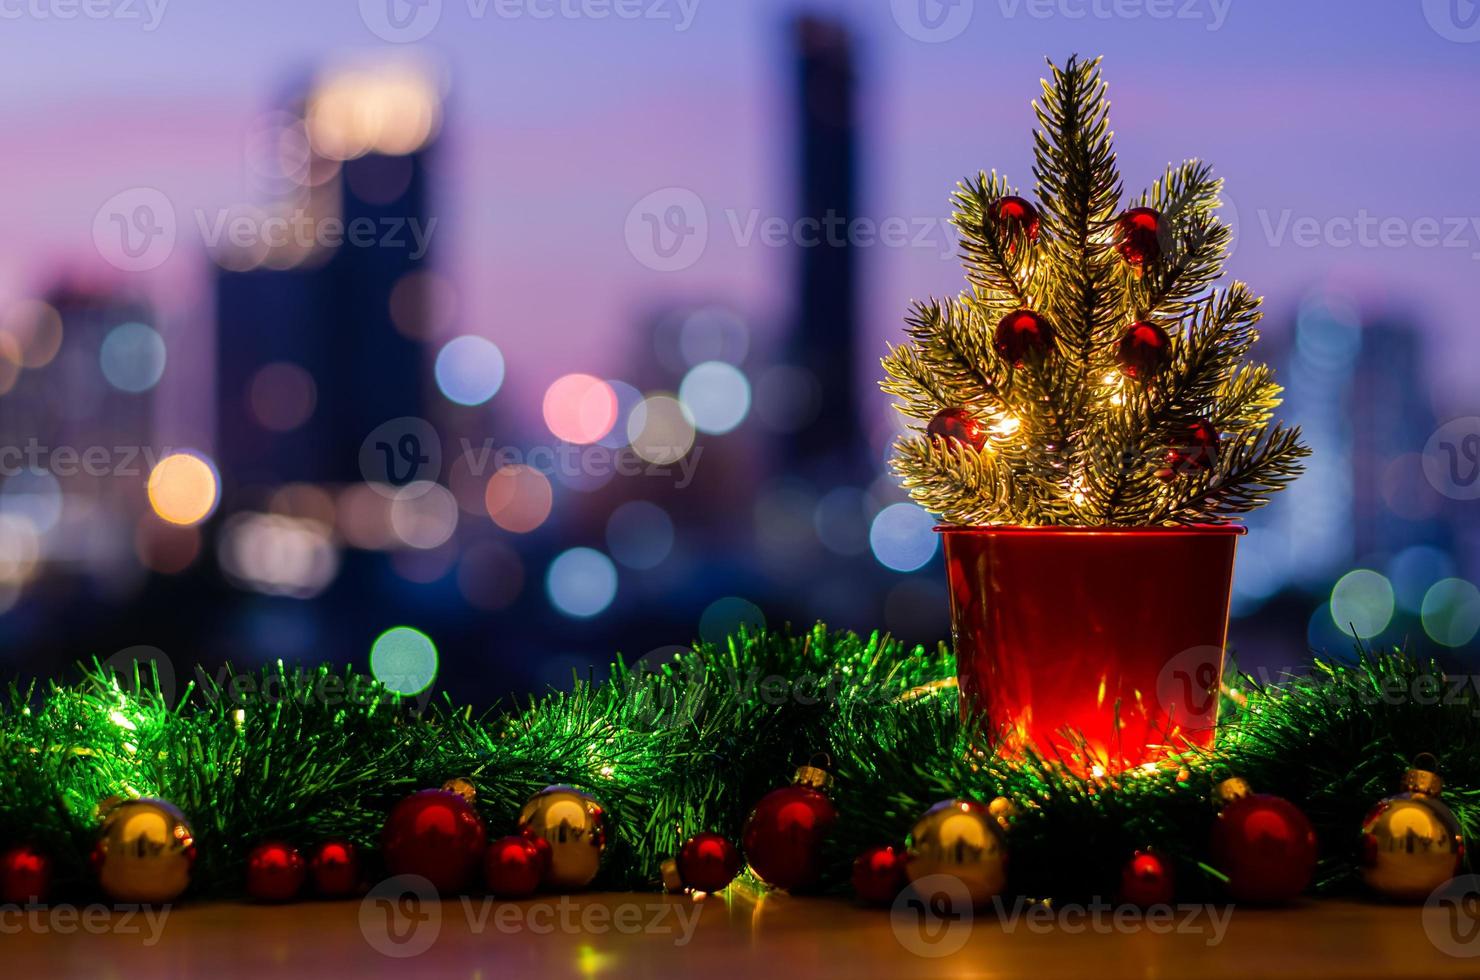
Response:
2,1,1478,693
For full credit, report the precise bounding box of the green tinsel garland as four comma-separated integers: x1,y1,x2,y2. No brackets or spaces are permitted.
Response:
2,624,1476,901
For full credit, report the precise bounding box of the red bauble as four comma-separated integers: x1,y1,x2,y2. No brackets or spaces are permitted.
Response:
484,835,546,898
308,840,362,898
1118,850,1175,907
851,845,907,905
927,408,986,451
994,309,1056,366
1116,321,1172,379
992,195,1040,243
676,832,741,893
382,789,488,894
1116,207,1165,267
742,779,838,891
1,844,52,905
1164,420,1220,475
245,841,306,903
1210,786,1318,904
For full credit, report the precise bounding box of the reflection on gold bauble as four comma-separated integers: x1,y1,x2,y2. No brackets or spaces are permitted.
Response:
517,785,607,890
1361,766,1464,902
905,798,1009,907
93,798,196,903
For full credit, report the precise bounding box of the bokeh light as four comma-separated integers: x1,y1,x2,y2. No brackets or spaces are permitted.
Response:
1329,569,1395,639
369,625,439,695
307,63,441,161
1387,545,1455,613
484,465,553,533
147,452,220,527
813,487,871,556
1421,578,1480,648
869,502,937,572
134,517,201,575
248,362,317,432
388,270,457,339
99,322,167,393
219,512,339,598
0,299,63,369
752,364,821,433
0,514,41,587
389,481,458,549
699,596,765,644
434,335,505,406
597,380,643,450
336,483,396,550
543,373,618,445
546,547,618,618
605,501,674,570
627,394,696,464
679,361,751,435
457,540,525,611
0,470,63,536
678,306,749,366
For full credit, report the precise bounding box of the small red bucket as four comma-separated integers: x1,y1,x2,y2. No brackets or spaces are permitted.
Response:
940,525,1245,773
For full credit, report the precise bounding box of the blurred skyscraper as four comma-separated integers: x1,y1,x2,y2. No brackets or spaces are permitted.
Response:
215,65,438,490
783,15,863,478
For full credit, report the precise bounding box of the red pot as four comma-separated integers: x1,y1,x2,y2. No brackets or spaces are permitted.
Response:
940,525,1244,773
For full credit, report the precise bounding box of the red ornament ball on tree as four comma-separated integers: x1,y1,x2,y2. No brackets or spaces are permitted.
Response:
308,840,362,898
677,832,742,893
1116,207,1165,268
1165,420,1220,475
1118,850,1175,907
245,841,306,903
382,789,488,894
994,309,1056,366
484,835,546,898
1210,783,1318,904
1116,321,1172,379
992,195,1040,243
1,844,52,905
742,783,838,891
927,408,986,451
851,845,907,904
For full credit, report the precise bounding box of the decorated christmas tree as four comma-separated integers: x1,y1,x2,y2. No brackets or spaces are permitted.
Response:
881,55,1308,527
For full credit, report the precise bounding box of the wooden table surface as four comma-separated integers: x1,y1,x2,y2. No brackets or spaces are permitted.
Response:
9,889,1478,979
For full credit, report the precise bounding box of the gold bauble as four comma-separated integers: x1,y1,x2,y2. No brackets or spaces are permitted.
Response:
517,785,607,890
905,798,1009,907
93,798,196,904
441,778,477,803
1360,767,1464,902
